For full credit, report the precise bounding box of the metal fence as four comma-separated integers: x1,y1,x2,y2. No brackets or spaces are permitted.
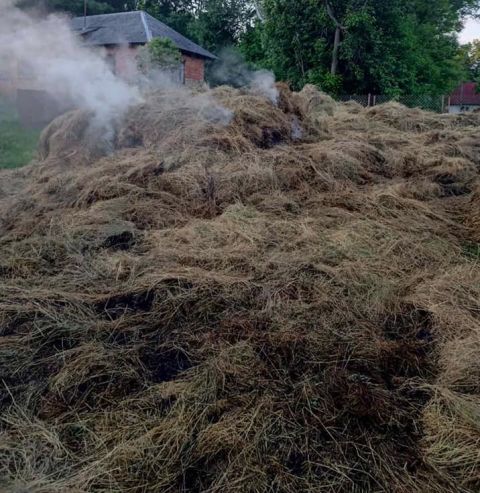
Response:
338,94,447,113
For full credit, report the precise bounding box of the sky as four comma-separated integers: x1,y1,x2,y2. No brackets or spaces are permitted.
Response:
460,18,480,44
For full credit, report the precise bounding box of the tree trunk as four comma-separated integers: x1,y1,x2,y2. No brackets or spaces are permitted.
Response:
254,0,266,22
331,25,341,75
324,1,343,76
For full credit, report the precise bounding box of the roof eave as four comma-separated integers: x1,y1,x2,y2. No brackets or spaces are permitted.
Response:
180,49,218,61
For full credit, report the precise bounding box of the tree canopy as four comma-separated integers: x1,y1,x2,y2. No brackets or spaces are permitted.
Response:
137,36,182,73
16,0,480,95
241,0,480,95
462,39,480,82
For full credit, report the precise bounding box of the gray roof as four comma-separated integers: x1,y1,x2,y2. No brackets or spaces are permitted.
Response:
71,11,216,60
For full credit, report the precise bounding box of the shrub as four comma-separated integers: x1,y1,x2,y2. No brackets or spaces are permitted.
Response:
137,37,182,73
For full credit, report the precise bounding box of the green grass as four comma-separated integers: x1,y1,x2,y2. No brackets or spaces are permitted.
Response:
0,118,40,169
462,242,480,261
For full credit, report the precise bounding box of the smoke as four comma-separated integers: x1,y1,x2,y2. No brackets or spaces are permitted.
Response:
209,47,279,104
0,1,269,158
0,0,141,124
250,69,278,105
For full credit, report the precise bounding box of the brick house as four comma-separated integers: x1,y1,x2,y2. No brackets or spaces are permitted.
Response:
71,11,216,84
0,11,216,126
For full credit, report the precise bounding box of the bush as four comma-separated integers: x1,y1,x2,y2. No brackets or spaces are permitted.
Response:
137,37,182,73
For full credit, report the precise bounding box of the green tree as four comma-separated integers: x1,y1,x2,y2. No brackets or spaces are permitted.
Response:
137,37,182,72
462,39,480,81
138,0,254,52
190,0,254,52
241,0,479,95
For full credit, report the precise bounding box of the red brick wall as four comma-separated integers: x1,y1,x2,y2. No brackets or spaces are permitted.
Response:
109,45,140,81
0,45,206,105
183,54,205,82
109,46,206,84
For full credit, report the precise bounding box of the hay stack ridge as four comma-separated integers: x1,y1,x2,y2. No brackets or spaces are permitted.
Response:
2,84,480,492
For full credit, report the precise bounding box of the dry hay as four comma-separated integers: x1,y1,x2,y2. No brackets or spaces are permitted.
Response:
37,109,111,163
465,185,480,241
296,83,337,117
2,84,480,492
293,84,336,133
341,99,364,114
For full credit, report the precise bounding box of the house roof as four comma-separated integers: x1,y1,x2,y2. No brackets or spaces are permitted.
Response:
450,82,480,105
71,11,216,60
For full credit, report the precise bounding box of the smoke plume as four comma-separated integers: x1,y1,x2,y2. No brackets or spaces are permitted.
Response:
0,0,141,123
209,47,279,104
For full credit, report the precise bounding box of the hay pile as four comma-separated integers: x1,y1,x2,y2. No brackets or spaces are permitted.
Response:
2,84,480,492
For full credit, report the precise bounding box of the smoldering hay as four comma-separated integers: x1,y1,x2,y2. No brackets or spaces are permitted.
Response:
2,83,480,492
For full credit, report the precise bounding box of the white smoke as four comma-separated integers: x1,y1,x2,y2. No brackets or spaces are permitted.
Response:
210,47,279,104
250,69,279,105
0,0,259,158
0,1,141,123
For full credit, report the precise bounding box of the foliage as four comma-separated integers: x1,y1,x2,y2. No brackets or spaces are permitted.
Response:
137,0,254,50
462,39,480,81
189,0,255,52
238,19,264,65
137,37,182,73
207,46,257,86
240,0,479,95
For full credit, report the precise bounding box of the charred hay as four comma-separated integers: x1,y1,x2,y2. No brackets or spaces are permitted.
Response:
1,84,480,492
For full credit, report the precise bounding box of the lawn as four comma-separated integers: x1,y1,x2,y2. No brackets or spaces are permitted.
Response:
0,115,40,169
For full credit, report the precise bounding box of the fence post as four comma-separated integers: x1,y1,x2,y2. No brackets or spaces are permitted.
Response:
367,93,372,107
373,95,377,106
441,95,445,113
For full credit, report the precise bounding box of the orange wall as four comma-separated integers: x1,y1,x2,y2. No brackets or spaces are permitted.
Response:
0,44,207,103
183,54,205,82
107,46,207,83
